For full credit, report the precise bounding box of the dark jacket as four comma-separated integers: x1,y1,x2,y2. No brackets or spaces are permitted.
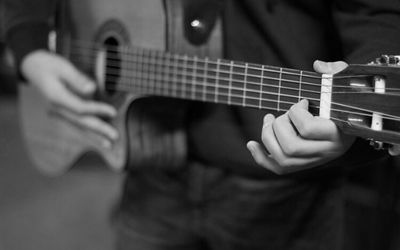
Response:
5,0,400,177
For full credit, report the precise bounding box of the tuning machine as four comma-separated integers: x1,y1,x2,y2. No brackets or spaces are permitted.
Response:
366,55,400,150
373,55,400,66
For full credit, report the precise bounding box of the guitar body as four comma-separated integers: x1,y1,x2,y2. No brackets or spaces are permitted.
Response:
19,0,223,175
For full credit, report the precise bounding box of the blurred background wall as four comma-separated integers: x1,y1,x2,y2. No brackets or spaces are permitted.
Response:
0,1,400,250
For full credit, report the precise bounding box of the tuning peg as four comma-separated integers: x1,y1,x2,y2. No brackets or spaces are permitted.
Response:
375,55,400,65
369,139,391,150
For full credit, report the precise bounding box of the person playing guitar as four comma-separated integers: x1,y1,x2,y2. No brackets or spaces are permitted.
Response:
5,0,400,249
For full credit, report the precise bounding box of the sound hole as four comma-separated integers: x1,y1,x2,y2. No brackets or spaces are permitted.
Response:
104,37,120,95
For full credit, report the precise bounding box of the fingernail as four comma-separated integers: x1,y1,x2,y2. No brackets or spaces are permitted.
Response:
263,114,274,125
247,141,254,151
102,140,112,148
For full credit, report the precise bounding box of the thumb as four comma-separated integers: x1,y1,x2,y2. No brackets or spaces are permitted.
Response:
59,60,96,96
313,60,348,74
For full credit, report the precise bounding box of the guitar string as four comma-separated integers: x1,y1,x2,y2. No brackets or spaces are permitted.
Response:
67,53,400,121
62,41,400,120
68,54,400,121
102,82,400,122
69,44,388,90
66,42,394,90
99,71,400,122
69,50,396,96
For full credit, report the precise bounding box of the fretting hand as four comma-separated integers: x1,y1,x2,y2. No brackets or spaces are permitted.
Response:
21,50,118,147
247,61,356,174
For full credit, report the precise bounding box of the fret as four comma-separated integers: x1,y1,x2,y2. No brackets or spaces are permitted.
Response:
141,51,149,93
243,63,248,107
259,65,281,111
138,49,145,92
277,67,282,111
128,48,136,91
148,50,155,94
202,57,209,102
182,55,188,99
245,63,264,108
215,59,220,103
174,55,184,98
205,58,217,103
259,65,264,109
279,68,302,111
163,53,170,97
185,55,194,100
230,62,246,105
299,71,322,115
155,51,163,95
192,56,198,100
216,59,231,104
299,70,303,102
228,61,233,105
172,54,179,98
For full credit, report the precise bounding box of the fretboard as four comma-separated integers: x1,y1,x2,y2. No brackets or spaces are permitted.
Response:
101,47,323,114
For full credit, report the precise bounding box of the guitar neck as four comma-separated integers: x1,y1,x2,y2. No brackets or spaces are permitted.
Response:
102,47,324,114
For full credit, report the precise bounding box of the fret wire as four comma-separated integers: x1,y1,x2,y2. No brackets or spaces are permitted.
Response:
163,53,169,96
215,59,220,103
182,55,188,99
203,57,208,102
299,70,303,102
243,63,248,107
154,50,160,95
172,54,178,97
138,49,144,90
259,65,264,109
228,61,233,105
192,57,197,100
277,68,282,112
160,51,166,96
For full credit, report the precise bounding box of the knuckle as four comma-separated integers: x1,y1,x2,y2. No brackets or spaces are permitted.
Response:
281,144,298,156
270,166,288,175
276,157,293,169
297,122,312,137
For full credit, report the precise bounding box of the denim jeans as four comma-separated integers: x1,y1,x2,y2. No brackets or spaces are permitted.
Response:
113,162,344,250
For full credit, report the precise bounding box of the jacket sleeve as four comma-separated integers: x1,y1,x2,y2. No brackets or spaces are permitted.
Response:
4,0,58,69
333,0,400,63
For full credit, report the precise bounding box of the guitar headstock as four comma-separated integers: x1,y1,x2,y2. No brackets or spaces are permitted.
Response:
330,55,400,149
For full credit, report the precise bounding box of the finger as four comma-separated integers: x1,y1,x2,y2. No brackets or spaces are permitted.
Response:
48,82,117,118
313,60,348,74
247,141,322,174
55,107,119,143
273,112,339,157
59,60,96,96
389,145,400,156
261,114,290,164
288,100,339,140
247,140,281,173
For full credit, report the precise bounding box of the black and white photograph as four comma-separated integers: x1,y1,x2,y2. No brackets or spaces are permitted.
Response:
1,0,400,249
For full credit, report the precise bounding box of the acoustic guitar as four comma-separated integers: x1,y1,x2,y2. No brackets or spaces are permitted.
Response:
19,0,400,175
